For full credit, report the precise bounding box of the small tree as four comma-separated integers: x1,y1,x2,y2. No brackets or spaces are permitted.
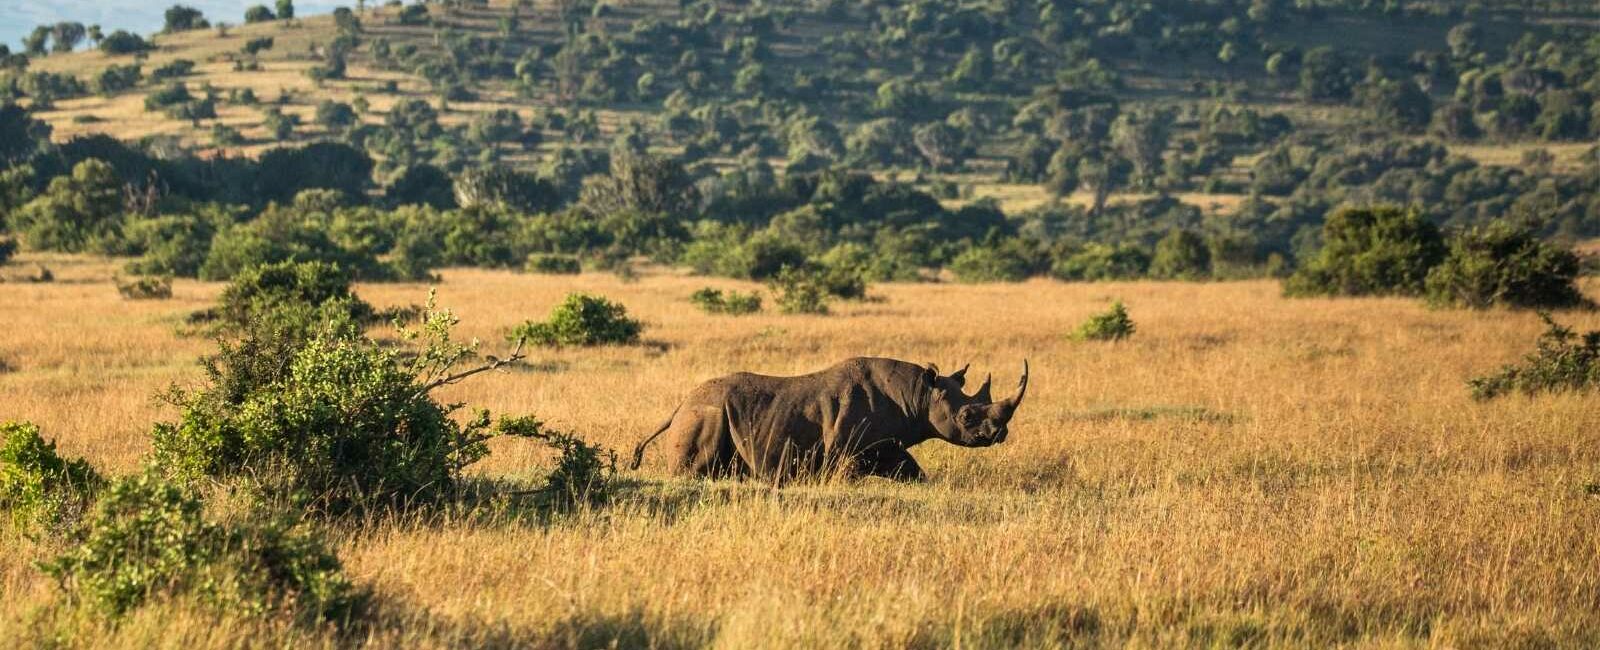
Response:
163,5,210,33
1425,223,1589,310
509,293,643,346
1149,229,1212,280
1469,314,1600,400
1284,206,1445,298
1,421,103,534
1071,301,1135,341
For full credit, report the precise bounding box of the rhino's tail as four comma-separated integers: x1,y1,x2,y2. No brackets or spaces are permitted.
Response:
630,404,681,471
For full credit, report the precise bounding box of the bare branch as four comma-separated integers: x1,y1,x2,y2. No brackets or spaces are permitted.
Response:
415,337,526,396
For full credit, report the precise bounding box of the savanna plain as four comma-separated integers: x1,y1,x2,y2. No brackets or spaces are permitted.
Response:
3,253,1599,648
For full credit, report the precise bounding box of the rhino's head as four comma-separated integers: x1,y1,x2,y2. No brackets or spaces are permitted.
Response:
921,360,1029,447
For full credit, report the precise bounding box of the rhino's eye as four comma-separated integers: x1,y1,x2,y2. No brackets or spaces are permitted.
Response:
959,408,982,426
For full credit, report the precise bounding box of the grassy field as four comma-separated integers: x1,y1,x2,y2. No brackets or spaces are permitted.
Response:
3,253,1599,647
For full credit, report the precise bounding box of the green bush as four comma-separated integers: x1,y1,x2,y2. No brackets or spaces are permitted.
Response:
1425,223,1589,310
690,288,763,315
509,293,643,347
949,243,1031,283
152,303,505,512
210,261,374,337
769,266,832,315
495,416,617,510
1469,314,1600,400
1052,243,1151,281
1,421,103,534
1149,229,1213,280
116,276,173,300
1284,206,1445,297
0,237,17,264
43,472,364,623
1071,300,1136,341
524,253,582,275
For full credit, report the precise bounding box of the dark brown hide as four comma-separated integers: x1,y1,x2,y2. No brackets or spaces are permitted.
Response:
631,357,1028,481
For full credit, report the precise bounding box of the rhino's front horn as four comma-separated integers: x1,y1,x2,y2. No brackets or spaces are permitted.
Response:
995,360,1029,422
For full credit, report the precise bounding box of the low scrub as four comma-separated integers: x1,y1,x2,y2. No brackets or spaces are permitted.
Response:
1469,314,1600,400
509,293,643,347
155,298,519,513
1284,206,1445,298
1,421,103,534
768,267,833,315
949,243,1032,283
43,472,365,624
208,260,375,337
115,276,173,300
1071,300,1136,341
524,253,582,275
495,416,617,510
690,288,763,315
1425,223,1590,310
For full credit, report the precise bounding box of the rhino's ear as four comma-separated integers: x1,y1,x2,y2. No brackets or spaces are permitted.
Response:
948,363,969,387
922,364,939,388
925,362,940,376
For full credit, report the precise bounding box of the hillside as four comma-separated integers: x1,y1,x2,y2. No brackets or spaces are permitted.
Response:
14,0,1600,214
1,0,1598,290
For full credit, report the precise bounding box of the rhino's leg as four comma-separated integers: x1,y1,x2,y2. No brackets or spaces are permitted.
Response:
666,407,743,479
855,444,926,482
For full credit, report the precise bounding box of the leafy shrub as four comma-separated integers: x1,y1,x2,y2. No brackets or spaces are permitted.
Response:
1425,223,1590,310
153,302,507,513
210,261,374,336
690,288,763,315
769,266,832,315
0,237,16,264
43,472,364,623
525,253,582,275
1469,314,1600,400
1,421,103,534
1150,229,1213,280
949,243,1031,283
509,293,643,347
1052,243,1151,281
495,416,617,510
1071,300,1136,341
116,276,173,300
1284,206,1445,297
199,204,392,282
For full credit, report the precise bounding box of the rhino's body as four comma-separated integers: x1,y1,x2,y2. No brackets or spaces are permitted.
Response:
633,357,1027,481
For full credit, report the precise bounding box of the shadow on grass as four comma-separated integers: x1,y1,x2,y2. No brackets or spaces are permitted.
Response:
352,595,714,649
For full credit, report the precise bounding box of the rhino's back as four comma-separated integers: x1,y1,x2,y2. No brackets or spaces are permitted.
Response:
687,357,908,405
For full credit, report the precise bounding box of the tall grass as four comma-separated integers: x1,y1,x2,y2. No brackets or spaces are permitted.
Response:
2,253,1598,647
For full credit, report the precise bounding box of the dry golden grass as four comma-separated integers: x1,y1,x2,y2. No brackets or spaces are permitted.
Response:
3,252,1600,647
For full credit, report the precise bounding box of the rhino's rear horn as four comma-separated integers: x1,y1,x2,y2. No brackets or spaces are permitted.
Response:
974,374,992,401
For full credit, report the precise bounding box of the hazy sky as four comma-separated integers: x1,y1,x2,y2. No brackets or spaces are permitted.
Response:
2,1,349,50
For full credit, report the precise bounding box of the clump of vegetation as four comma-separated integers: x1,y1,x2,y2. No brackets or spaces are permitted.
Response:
495,416,616,510
1284,207,1445,298
949,244,1031,283
152,299,512,513
209,260,374,336
1425,223,1590,310
1469,315,1600,400
115,276,173,300
43,472,365,624
690,287,763,315
768,266,833,315
0,237,16,265
524,253,582,275
509,293,643,347
0,421,103,534
1071,300,1136,341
